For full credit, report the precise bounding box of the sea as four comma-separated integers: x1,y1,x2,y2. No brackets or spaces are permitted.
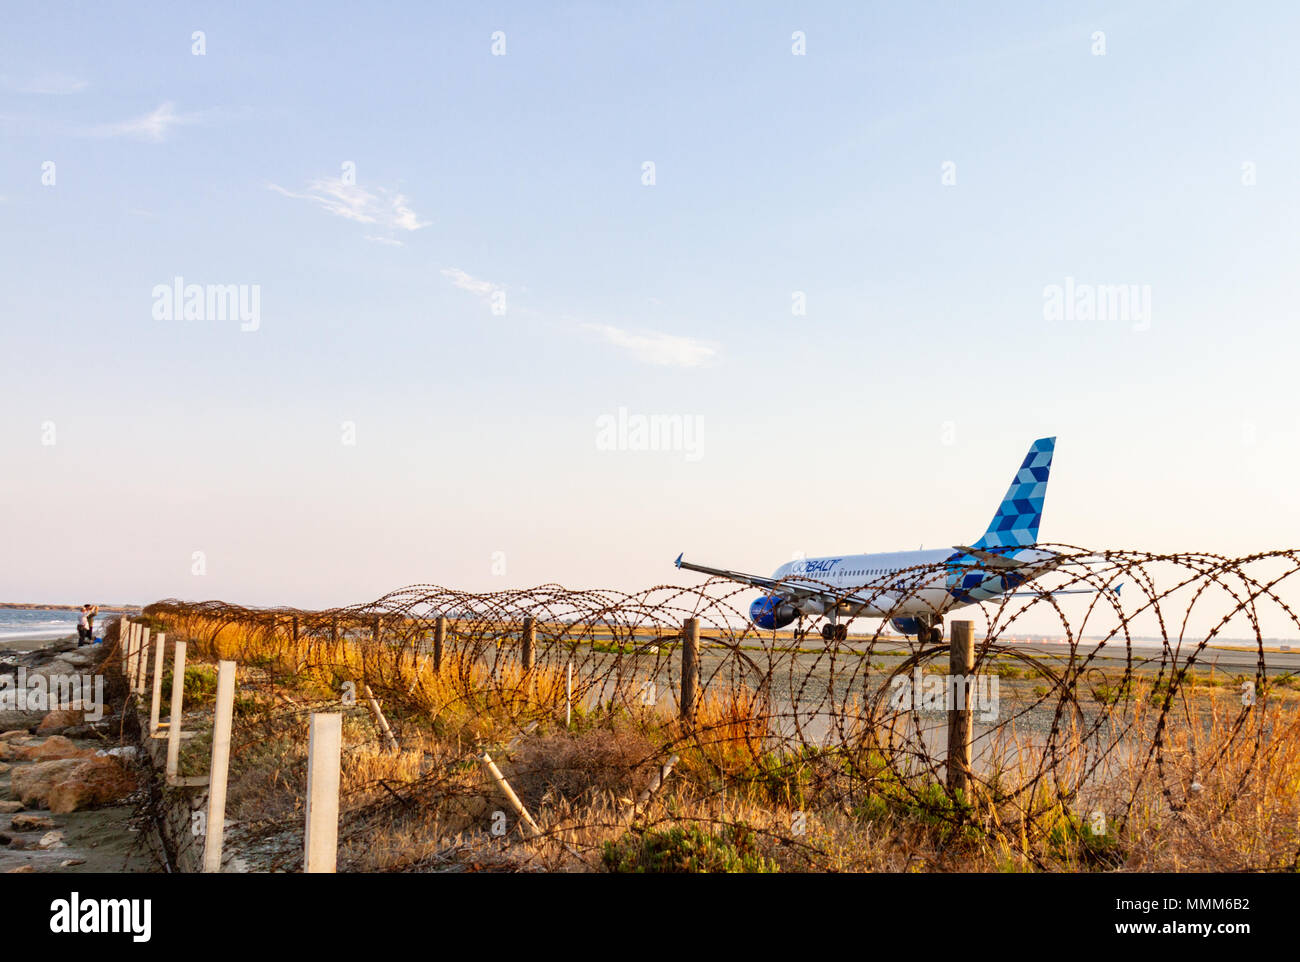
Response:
0,608,98,644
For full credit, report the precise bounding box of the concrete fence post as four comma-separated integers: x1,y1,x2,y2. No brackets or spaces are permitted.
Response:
138,626,152,694
149,632,166,735
126,623,139,689
165,641,187,782
119,618,131,675
680,618,700,722
947,620,974,798
305,712,342,873
202,660,237,873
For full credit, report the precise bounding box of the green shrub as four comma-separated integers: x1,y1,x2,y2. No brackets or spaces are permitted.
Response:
602,824,779,873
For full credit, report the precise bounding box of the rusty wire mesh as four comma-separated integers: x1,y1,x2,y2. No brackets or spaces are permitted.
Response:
131,547,1300,872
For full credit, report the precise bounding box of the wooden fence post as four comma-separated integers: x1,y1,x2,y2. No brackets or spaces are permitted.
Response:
202,660,237,873
149,632,166,735
433,615,446,673
680,618,700,722
305,712,342,873
521,616,535,672
363,684,400,752
165,641,187,782
292,615,300,644
479,751,541,838
566,661,572,728
947,620,974,798
372,614,381,644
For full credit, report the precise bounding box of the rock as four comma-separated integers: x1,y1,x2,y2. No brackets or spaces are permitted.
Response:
11,813,56,831
59,649,100,669
11,757,135,814
37,831,66,850
0,730,30,741
22,736,93,763
0,712,43,733
36,710,85,734
96,746,138,761
6,864,34,873
47,758,136,814
0,801,22,814
11,760,83,807
60,858,85,868
0,763,9,775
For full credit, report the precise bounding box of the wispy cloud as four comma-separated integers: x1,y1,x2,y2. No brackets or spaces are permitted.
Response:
439,269,720,365
88,102,202,141
5,73,88,95
365,235,405,247
441,267,499,299
582,323,719,368
270,176,428,235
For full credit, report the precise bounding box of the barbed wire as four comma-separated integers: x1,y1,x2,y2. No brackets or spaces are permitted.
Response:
132,547,1300,872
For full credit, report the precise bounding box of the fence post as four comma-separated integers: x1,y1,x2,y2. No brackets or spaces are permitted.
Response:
521,616,535,672
947,620,974,798
363,684,400,752
305,712,342,873
149,632,166,734
202,660,237,873
292,615,300,644
165,641,187,781
126,623,139,690
135,626,151,694
372,614,381,644
119,618,131,675
680,618,699,722
566,661,572,728
433,615,446,673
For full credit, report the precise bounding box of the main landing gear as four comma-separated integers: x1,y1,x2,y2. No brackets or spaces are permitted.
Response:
821,622,848,642
919,619,944,645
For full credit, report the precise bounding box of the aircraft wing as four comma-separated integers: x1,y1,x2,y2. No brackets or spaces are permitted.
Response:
674,554,782,592
673,554,892,610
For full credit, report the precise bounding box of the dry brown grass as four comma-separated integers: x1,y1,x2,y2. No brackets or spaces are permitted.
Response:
152,610,1300,873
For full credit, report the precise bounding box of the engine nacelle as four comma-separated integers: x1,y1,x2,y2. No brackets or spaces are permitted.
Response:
891,617,923,636
750,594,799,630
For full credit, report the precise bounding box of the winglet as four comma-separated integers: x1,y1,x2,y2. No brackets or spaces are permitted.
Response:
674,553,684,569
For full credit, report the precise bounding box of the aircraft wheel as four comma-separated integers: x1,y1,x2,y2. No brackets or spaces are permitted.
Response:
821,623,835,642
835,625,848,642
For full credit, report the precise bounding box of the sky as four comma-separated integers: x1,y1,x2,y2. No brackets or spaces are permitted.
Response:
1,2,1298,624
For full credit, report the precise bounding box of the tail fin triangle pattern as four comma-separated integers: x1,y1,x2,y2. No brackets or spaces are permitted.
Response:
972,436,1055,550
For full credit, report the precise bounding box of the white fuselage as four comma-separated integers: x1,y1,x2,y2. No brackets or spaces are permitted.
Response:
772,548,958,618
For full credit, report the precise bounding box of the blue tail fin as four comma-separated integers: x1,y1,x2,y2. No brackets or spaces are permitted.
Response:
972,437,1055,549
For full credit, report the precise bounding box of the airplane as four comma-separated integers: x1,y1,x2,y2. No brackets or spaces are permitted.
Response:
674,436,1093,644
